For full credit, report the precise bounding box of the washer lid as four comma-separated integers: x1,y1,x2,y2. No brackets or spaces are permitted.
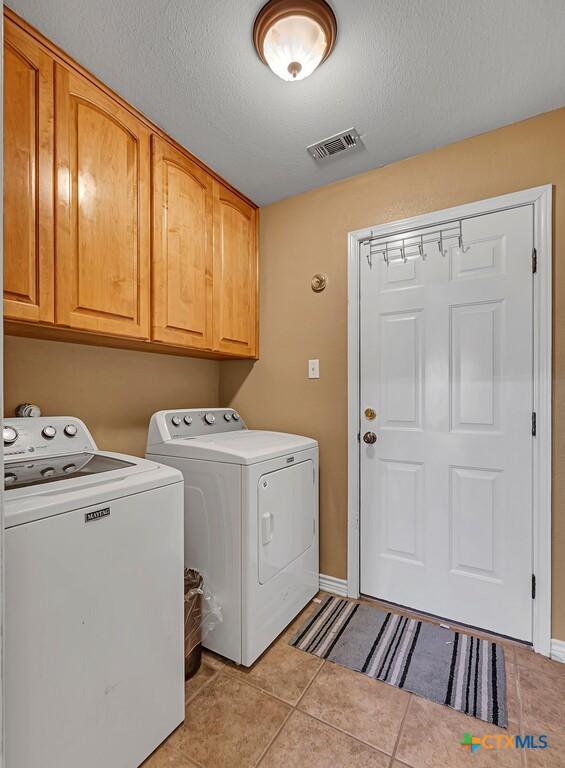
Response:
4,451,183,528
149,430,317,464
4,452,134,491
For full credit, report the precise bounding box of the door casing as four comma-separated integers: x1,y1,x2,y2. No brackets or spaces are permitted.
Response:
347,185,552,655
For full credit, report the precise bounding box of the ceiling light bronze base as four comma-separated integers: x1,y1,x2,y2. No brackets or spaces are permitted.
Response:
253,0,337,66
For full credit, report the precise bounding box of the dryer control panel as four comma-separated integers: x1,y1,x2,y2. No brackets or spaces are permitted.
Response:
149,409,247,444
3,417,96,459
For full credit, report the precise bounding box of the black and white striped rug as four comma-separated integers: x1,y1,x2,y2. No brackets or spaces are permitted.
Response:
290,596,507,726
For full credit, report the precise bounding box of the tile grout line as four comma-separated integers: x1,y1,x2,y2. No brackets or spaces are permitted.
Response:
176,738,206,768
182,665,294,768
389,693,413,765
219,664,311,708
293,658,326,708
254,707,294,767
295,706,396,762
245,656,397,765
248,651,327,767
219,638,326,708
185,667,223,707
178,666,227,768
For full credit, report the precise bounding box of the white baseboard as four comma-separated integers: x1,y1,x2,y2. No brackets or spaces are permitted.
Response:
550,639,565,663
319,573,348,597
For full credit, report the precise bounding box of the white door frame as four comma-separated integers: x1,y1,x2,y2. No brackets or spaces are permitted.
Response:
1,12,5,764
347,185,552,655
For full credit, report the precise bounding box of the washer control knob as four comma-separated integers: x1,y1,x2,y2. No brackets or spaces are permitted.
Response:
42,426,57,440
204,412,216,425
184,415,193,425
224,413,232,421
41,467,56,478
3,426,18,445
171,416,181,427
64,424,78,437
232,412,240,421
63,463,77,473
5,473,17,486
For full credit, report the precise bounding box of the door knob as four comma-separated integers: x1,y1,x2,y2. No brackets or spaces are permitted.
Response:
363,431,377,444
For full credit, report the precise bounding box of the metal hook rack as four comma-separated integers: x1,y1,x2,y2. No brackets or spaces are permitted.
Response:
365,220,470,267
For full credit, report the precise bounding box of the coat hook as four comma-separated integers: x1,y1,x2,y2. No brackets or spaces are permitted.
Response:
439,231,447,257
419,235,426,260
458,222,470,253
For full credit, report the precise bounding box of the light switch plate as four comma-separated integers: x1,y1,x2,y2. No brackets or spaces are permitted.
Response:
308,359,320,379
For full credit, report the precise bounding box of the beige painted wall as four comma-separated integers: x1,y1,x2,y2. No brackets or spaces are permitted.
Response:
221,107,565,639
4,336,220,456
4,108,565,638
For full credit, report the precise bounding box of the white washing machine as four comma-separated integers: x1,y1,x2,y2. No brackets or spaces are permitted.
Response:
4,416,185,768
146,408,319,666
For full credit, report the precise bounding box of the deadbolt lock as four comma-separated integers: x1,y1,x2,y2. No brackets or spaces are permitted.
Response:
363,431,377,444
364,408,376,420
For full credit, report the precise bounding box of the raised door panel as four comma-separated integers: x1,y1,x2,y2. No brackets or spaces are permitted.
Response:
55,65,150,339
4,20,54,323
151,136,213,348
379,310,423,429
212,184,258,357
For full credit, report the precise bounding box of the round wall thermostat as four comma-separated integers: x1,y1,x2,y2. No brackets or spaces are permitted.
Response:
15,403,41,418
311,273,328,292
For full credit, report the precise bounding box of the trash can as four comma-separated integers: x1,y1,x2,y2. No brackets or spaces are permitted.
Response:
184,568,203,680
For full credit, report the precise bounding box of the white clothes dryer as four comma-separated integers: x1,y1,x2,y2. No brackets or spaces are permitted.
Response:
146,408,319,666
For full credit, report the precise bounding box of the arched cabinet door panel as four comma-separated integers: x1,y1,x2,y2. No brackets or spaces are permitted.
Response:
212,183,258,358
55,64,150,339
4,19,54,323
151,136,213,349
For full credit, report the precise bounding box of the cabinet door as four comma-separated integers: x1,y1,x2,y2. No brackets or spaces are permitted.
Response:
151,136,213,348
4,20,54,323
212,184,258,357
55,65,150,339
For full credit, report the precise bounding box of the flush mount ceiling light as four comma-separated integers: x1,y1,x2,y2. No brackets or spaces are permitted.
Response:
253,0,337,82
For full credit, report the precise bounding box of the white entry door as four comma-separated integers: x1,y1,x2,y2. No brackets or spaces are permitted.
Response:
360,205,534,641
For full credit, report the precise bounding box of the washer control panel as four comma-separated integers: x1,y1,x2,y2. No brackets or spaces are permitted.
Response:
163,409,246,439
3,417,96,458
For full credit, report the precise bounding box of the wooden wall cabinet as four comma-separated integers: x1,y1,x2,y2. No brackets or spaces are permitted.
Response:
213,184,258,357
151,136,213,349
4,19,54,323
3,10,258,359
55,65,151,340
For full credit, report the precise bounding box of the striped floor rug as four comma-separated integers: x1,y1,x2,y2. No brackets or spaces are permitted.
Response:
290,596,507,726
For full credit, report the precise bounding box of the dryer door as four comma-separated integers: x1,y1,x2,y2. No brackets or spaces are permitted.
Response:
258,459,315,584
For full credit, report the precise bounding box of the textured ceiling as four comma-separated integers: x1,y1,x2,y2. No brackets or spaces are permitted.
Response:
7,0,565,205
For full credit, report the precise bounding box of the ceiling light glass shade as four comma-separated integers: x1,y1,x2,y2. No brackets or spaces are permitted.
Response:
253,0,337,82
262,15,327,81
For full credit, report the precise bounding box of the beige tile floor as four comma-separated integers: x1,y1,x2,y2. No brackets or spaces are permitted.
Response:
143,596,565,768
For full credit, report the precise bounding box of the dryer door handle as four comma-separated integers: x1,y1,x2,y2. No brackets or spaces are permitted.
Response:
261,511,274,545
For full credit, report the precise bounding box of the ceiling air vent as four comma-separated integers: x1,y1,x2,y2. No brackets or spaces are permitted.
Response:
307,128,363,162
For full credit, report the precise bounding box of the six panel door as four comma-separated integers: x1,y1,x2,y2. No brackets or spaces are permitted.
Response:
151,136,213,349
4,19,54,323
360,206,534,641
212,183,258,357
55,64,151,339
